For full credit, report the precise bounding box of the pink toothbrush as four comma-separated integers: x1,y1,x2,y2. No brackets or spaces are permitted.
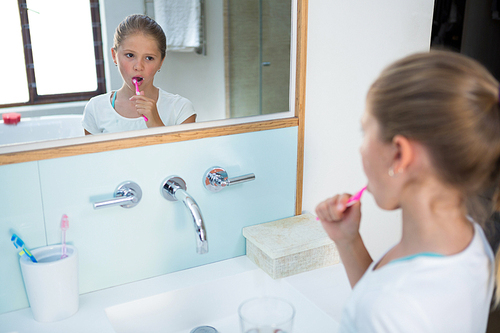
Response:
132,78,148,122
346,185,367,207
316,185,368,221
60,214,69,259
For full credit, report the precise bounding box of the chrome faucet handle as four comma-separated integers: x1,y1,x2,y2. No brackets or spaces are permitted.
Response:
204,167,255,193
93,181,142,209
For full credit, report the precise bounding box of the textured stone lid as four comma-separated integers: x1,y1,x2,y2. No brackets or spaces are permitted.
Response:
242,213,334,259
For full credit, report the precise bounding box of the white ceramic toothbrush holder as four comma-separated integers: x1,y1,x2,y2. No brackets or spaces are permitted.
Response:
20,244,79,322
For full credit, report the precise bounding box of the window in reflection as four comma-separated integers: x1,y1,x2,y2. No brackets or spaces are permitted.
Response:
1,0,29,105
28,0,97,95
0,0,105,108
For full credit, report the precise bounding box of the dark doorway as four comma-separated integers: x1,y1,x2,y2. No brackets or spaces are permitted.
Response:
431,3,500,331
431,0,500,81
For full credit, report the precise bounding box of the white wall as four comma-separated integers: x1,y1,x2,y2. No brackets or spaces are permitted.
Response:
302,1,435,259
159,1,226,122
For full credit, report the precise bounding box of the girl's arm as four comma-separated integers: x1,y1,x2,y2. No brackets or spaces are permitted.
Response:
181,114,196,124
316,195,373,287
334,231,372,288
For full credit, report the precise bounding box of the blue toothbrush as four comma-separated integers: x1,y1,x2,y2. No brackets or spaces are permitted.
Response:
11,234,37,263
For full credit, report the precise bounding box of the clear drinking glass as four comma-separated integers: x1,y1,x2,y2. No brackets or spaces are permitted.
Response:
238,297,295,333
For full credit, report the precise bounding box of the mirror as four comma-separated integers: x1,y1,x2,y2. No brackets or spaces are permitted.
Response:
0,0,307,166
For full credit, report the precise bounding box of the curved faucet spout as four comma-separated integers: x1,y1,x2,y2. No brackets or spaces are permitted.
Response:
174,189,208,254
161,177,208,254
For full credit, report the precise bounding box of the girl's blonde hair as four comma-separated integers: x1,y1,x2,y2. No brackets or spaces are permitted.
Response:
368,50,500,306
113,14,167,60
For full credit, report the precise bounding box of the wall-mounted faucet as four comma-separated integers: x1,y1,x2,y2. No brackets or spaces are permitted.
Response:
161,176,208,254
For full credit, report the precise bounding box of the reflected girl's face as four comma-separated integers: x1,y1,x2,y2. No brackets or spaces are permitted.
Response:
111,33,164,93
359,106,400,210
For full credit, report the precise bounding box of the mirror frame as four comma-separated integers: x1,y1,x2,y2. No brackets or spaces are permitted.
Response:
0,0,308,214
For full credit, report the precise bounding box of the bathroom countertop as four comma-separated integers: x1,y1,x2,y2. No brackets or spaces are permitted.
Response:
0,256,351,333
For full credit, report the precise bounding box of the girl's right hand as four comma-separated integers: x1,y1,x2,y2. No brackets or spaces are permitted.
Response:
315,193,362,245
129,92,163,127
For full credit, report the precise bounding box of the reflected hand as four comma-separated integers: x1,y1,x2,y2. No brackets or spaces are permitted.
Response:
129,92,164,127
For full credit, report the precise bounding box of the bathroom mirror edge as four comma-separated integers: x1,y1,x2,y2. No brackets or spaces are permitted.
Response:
0,117,299,165
294,0,308,216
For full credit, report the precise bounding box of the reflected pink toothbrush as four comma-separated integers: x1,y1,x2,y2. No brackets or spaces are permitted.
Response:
132,78,148,122
60,214,69,259
346,186,367,207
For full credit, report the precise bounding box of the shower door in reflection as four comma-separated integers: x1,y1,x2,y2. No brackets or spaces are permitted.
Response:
225,0,292,118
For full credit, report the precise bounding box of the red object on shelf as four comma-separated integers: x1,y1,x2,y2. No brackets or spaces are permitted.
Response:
2,113,21,125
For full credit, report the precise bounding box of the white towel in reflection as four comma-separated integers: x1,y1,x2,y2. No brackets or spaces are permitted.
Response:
154,0,201,52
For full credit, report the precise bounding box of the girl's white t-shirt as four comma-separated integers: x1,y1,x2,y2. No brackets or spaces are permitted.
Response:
82,88,195,134
339,222,495,333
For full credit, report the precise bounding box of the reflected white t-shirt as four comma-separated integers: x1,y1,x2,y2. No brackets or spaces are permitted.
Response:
82,88,195,134
339,222,495,333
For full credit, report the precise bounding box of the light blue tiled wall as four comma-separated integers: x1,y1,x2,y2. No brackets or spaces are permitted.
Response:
0,162,47,313
0,127,298,314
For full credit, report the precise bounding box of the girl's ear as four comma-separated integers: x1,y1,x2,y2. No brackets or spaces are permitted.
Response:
158,58,165,72
111,48,117,64
391,135,414,174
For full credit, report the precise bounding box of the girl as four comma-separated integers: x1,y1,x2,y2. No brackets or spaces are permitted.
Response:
316,51,500,332
83,14,196,135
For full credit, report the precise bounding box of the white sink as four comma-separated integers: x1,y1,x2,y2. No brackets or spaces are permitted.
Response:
105,267,338,333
